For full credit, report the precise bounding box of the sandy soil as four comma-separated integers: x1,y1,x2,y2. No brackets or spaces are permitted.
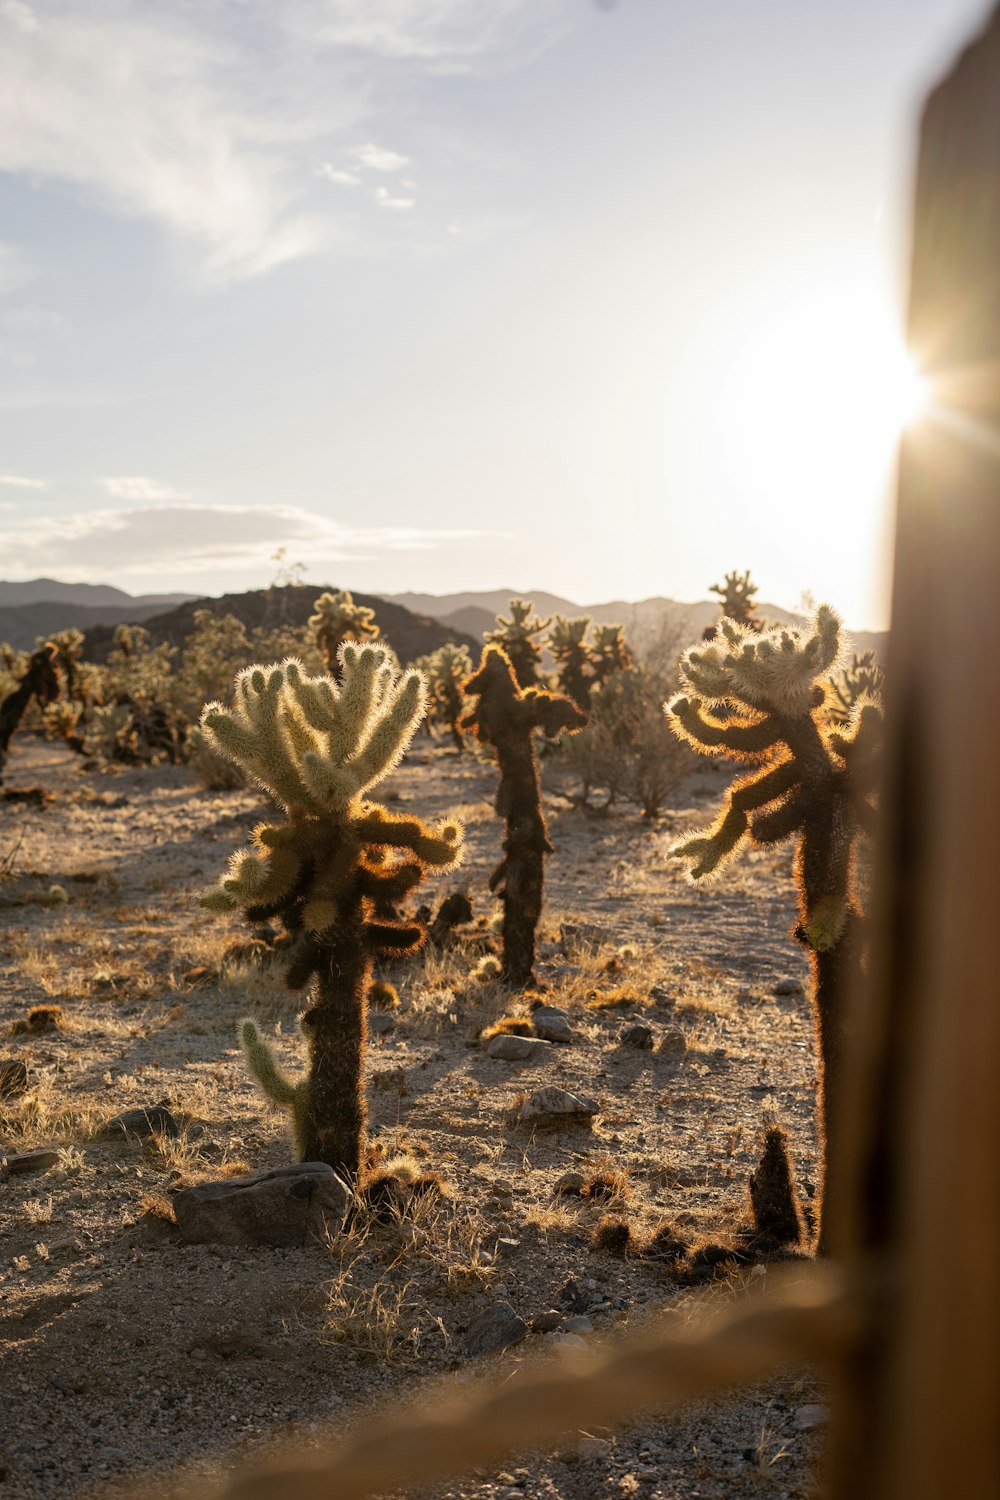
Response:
0,735,826,1500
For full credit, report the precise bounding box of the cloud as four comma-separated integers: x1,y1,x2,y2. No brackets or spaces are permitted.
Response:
0,241,33,295
101,476,190,502
356,143,409,173
0,474,46,488
316,164,361,186
374,187,415,211
0,502,498,578
306,1,569,71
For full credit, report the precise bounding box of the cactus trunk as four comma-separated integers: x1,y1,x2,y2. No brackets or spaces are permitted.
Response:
299,929,370,1176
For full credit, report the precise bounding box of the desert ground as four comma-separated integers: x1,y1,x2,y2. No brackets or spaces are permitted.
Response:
0,733,827,1500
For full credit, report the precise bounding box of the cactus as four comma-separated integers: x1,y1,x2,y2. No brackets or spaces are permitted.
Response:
309,589,379,674
548,616,593,710
589,622,633,685
197,645,463,1178
827,649,884,727
461,645,586,985
419,642,473,751
0,644,60,783
46,628,86,702
709,568,759,627
664,607,881,1249
484,598,551,689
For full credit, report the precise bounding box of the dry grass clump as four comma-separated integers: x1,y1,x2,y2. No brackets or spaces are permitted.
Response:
10,1003,65,1035
581,1168,631,1206
586,986,646,1011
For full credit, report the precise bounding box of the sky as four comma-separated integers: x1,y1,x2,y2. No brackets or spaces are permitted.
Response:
0,0,989,628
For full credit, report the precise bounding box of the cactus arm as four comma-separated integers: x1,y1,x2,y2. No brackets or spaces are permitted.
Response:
356,861,425,903
666,696,782,756
672,760,799,879
362,919,425,953
750,788,808,845
239,1019,298,1107
352,808,463,866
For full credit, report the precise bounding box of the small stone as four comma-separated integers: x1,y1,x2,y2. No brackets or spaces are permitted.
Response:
577,1435,612,1459
530,1310,564,1332
490,1179,515,1201
548,1332,588,1352
0,1059,28,1098
464,1301,529,1356
173,1162,351,1248
793,1403,831,1431
531,1005,574,1044
553,1171,586,1197
495,1237,520,1258
620,1023,654,1051
487,1034,552,1062
773,977,805,996
513,1087,599,1125
648,985,676,1009
103,1104,180,1140
657,1029,687,1061
563,1315,594,1334
4,1148,59,1177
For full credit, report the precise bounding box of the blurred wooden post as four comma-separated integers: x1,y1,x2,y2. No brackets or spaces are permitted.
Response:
831,7,1000,1497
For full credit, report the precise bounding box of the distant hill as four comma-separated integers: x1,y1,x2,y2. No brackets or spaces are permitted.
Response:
0,599,202,651
0,578,195,610
82,584,479,666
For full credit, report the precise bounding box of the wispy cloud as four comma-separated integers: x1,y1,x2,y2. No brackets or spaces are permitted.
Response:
0,474,46,488
1,502,499,578
0,2,570,279
0,241,33,295
356,143,409,173
101,476,190,502
374,187,415,211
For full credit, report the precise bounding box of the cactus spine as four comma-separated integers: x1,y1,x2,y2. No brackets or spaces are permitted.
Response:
664,607,881,1249
461,645,586,984
309,589,379,674
198,645,463,1178
484,598,551,689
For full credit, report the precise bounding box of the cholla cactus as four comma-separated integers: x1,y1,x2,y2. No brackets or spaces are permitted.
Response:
590,622,633,685
484,598,551,689
420,642,473,751
198,645,463,1177
665,607,881,1250
309,589,379,674
548,616,593,710
46,629,86,702
461,646,585,984
827,649,884,728
0,644,60,783
709,568,759,627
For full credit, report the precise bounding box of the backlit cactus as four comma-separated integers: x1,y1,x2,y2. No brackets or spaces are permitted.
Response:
309,589,379,674
548,615,593,710
664,607,881,1249
589,622,634,685
198,645,463,1177
461,645,586,984
709,568,759,627
0,644,60,784
484,598,551,689
418,641,473,751
827,649,884,728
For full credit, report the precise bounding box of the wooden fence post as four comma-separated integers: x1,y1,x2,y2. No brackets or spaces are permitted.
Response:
831,7,1000,1497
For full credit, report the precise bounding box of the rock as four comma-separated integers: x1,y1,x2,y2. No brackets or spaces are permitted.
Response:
490,1179,515,1203
649,985,676,1009
487,1034,552,1062
559,922,611,956
0,1059,28,1098
172,1162,351,1247
3,1148,59,1176
577,1435,612,1458
464,1301,529,1356
495,1237,520,1258
620,1023,654,1051
548,1331,588,1353
793,1403,831,1431
563,1315,594,1334
657,1028,687,1061
553,1170,586,1197
531,1005,574,1044
368,1012,396,1037
513,1087,599,1125
103,1104,180,1140
558,1277,591,1314
530,1309,564,1333
773,977,805,996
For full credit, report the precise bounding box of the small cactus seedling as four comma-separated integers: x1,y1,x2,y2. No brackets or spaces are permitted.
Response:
308,589,379,674
664,607,881,1249
548,616,593,710
420,642,473,750
197,645,463,1178
461,646,586,985
0,644,59,784
709,568,760,627
484,598,551,689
